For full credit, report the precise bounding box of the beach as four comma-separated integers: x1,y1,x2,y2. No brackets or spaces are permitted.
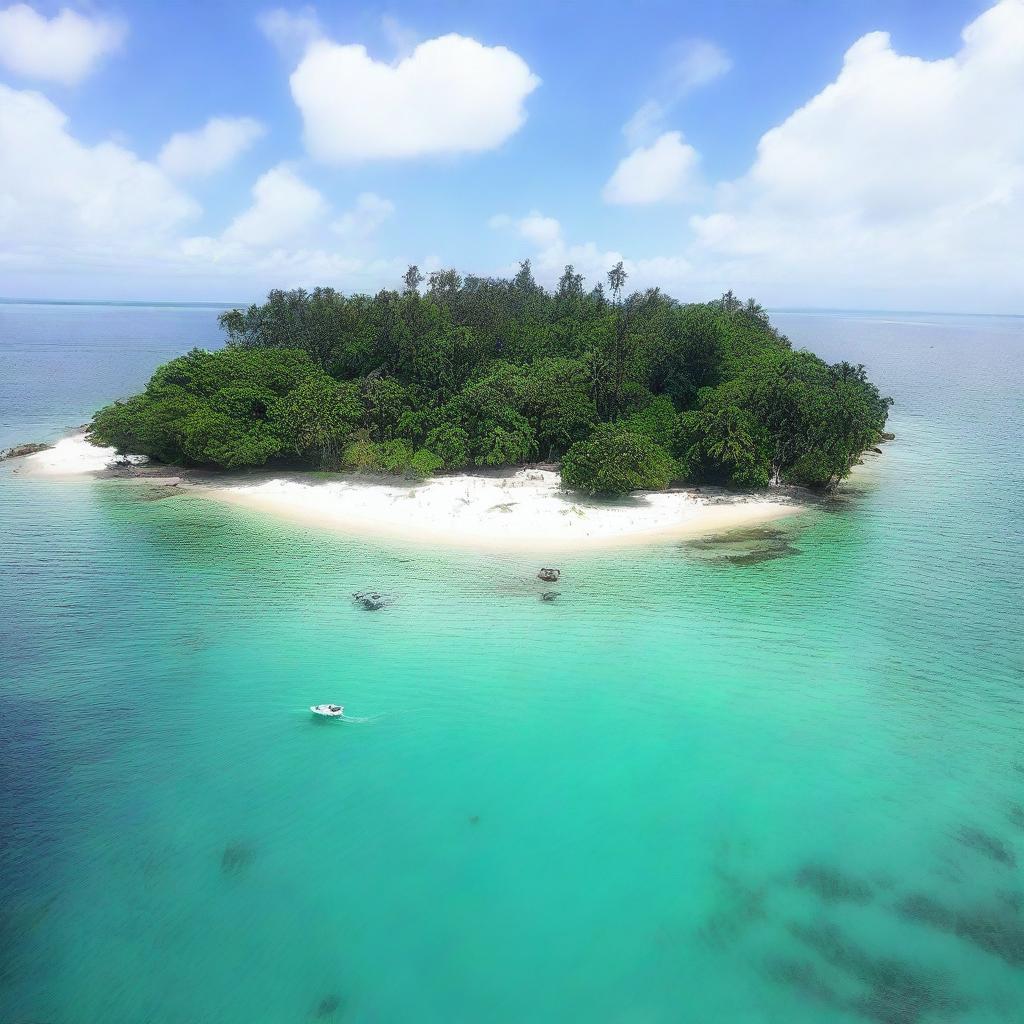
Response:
17,433,803,550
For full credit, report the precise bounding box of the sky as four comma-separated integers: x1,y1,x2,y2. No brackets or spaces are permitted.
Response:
0,0,1021,312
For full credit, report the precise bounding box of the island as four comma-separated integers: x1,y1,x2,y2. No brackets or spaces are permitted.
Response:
87,263,891,505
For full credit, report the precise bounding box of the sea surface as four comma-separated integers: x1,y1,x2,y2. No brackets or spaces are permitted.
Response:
1,302,1022,1023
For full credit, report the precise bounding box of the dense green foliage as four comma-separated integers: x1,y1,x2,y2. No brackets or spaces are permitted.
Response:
89,264,890,493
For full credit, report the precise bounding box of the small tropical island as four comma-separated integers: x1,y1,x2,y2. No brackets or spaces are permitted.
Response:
87,263,891,506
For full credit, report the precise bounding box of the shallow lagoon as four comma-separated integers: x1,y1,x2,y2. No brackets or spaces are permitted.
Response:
1,305,1022,1022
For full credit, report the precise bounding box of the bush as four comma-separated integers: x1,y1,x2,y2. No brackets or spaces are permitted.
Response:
377,439,414,473
561,429,677,495
342,437,383,471
425,424,470,469
409,449,444,478
340,437,415,475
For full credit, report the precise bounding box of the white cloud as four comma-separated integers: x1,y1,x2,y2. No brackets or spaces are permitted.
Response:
486,213,512,230
223,164,327,248
0,83,404,298
687,0,1024,307
516,211,562,248
664,38,732,96
158,117,266,178
0,83,197,260
490,209,692,293
290,32,540,162
257,6,322,59
623,39,731,146
0,4,125,85
622,100,665,150
179,177,400,295
332,191,395,238
603,131,701,205
492,1,1024,310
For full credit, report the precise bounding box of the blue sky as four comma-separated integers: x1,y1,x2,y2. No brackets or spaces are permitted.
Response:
0,0,1020,311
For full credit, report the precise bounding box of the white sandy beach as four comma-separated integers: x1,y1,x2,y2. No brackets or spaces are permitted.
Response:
212,470,803,550
16,434,804,550
18,434,148,475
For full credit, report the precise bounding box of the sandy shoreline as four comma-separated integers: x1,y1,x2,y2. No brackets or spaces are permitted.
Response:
12,434,806,551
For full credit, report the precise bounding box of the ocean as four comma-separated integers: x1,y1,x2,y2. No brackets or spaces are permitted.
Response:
1,301,1022,1023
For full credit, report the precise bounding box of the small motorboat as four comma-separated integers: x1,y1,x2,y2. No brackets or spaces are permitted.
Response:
311,704,345,718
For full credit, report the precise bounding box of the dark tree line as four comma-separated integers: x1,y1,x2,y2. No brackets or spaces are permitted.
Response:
89,263,891,493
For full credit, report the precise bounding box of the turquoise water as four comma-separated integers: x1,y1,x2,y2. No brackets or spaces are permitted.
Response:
1,304,1022,1023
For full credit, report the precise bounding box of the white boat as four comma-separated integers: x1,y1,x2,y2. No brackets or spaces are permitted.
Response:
310,704,345,718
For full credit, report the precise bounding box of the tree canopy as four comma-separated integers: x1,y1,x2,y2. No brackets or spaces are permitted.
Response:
89,264,890,494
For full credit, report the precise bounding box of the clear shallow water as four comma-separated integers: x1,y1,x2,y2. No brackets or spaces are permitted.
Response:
1,304,1022,1023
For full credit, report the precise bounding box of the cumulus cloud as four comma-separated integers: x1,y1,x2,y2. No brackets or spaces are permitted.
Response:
332,192,395,238
179,174,398,291
687,0,1024,307
497,1,1024,310
606,38,725,207
516,210,562,248
0,4,126,85
290,32,540,162
603,131,701,205
0,83,197,261
158,117,266,178
0,82,403,298
222,164,327,248
491,210,697,297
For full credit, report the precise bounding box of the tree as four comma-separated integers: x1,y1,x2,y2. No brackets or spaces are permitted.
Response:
274,374,364,469
562,428,676,495
607,261,627,302
403,265,424,293
556,264,584,299
674,404,772,488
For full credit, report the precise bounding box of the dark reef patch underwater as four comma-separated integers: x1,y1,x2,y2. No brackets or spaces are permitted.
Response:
681,523,803,565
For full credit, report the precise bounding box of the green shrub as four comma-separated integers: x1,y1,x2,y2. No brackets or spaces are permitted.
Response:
409,449,444,478
561,429,677,495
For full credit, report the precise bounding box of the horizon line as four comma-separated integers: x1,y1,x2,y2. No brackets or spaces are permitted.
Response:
1,296,1021,320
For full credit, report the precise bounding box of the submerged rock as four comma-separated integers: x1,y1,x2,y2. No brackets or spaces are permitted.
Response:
537,567,561,582
353,590,391,611
315,994,343,1018
540,591,560,602
684,526,800,567
0,441,52,460
220,841,255,875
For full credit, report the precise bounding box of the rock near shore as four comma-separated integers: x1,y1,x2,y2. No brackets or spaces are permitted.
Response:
0,441,52,461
